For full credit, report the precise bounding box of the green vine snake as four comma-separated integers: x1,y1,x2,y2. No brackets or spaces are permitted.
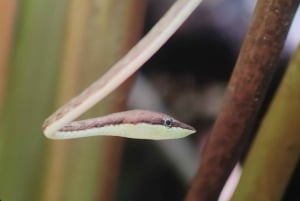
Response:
42,0,202,140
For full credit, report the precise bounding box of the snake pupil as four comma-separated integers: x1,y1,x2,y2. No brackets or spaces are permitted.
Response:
164,119,173,128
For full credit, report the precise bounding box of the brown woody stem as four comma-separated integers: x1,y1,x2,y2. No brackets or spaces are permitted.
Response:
185,0,299,200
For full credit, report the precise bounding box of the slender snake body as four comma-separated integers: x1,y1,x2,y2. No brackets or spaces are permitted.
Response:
42,0,201,140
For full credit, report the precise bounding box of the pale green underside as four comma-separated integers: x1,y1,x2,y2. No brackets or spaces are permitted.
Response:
48,123,195,140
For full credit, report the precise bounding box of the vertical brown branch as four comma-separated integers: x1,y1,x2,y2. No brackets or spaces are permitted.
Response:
97,1,147,201
231,44,300,201
185,0,299,200
0,0,17,108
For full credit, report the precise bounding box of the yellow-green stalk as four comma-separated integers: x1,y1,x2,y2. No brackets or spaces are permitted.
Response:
231,44,300,201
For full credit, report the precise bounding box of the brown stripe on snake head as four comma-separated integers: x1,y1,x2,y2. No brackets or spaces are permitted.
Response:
59,109,195,132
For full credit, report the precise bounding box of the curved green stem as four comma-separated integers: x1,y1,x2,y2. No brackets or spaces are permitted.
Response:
231,44,300,201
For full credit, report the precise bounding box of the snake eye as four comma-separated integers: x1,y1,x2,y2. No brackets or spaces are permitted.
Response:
164,118,173,128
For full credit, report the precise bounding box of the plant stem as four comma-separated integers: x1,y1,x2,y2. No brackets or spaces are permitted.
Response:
0,0,17,108
230,44,300,201
0,0,68,200
185,0,299,200
42,1,146,201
